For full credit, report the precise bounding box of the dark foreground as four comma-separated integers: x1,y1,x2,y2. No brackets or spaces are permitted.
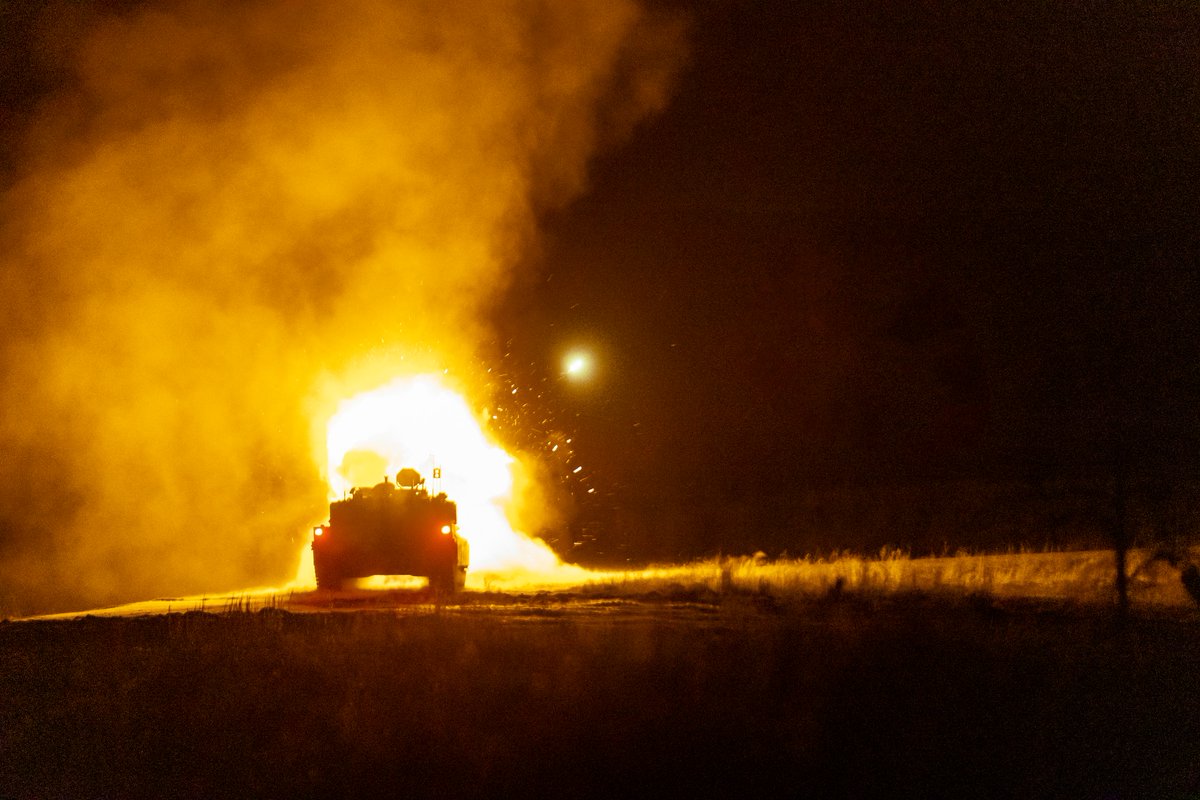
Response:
2,593,1198,799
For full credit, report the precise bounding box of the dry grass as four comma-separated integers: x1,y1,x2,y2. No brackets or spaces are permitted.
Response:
21,546,1195,622
568,546,1199,611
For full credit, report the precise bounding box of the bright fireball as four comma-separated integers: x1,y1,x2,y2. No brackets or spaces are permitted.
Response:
323,374,559,572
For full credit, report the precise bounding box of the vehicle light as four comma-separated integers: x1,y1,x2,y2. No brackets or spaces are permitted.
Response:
440,524,452,535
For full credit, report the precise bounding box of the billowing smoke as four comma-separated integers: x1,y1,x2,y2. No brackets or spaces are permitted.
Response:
0,0,685,614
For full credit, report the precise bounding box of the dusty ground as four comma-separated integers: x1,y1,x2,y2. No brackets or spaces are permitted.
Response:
2,589,1199,799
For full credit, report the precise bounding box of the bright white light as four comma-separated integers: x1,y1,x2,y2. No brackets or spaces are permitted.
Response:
323,374,559,571
564,351,592,379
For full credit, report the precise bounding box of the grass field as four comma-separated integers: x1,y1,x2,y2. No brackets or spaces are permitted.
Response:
466,546,1199,612
3,590,1199,799
13,545,1196,621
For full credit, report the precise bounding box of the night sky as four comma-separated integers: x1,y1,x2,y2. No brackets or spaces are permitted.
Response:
498,0,1199,561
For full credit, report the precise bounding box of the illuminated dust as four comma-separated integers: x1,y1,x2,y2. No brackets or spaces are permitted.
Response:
0,0,685,615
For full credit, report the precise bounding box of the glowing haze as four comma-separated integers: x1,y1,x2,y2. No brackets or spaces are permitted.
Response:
0,0,685,614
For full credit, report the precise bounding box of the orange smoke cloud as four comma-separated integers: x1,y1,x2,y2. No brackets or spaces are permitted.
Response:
0,0,686,615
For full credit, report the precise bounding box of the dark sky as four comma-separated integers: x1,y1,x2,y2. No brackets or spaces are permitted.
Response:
497,0,1199,557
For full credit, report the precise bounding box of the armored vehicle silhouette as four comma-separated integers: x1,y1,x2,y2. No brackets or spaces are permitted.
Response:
312,468,468,591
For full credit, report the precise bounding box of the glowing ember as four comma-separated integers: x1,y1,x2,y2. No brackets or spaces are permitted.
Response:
322,374,561,576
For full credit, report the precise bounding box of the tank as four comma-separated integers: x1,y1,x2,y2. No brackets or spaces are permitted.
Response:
311,468,469,591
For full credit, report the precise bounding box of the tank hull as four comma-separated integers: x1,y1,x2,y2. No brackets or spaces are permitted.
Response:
312,479,468,591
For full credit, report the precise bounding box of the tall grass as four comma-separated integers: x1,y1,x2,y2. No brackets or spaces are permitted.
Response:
573,547,1198,609
19,547,1195,623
